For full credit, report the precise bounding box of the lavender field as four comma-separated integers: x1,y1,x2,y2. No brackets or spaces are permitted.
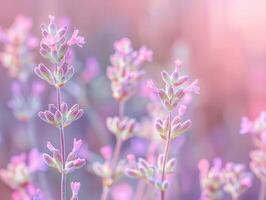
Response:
0,0,266,200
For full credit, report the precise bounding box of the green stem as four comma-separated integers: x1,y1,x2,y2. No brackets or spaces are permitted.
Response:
161,112,172,200
57,87,66,200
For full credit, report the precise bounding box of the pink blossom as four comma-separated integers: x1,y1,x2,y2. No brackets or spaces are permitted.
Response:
67,29,85,47
114,37,132,55
240,117,253,134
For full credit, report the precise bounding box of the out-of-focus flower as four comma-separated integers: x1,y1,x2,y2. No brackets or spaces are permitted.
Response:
70,181,80,200
250,149,266,182
80,57,100,83
8,81,45,122
0,149,44,200
198,158,224,200
38,103,83,128
91,145,126,187
107,37,153,101
222,162,252,199
0,15,37,81
106,116,137,140
240,112,266,149
67,29,85,47
125,154,175,192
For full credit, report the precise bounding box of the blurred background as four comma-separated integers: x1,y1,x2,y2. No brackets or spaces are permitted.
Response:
0,0,266,199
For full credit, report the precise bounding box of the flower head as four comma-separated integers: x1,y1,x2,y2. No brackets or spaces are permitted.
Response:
107,37,153,101
222,162,252,199
240,112,266,149
250,149,266,182
150,61,199,112
0,149,44,199
0,15,36,80
106,116,137,140
38,103,83,128
67,29,85,47
8,81,44,122
198,158,224,200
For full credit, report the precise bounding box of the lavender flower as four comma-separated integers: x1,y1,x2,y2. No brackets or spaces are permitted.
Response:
250,149,266,182
0,149,45,200
91,146,126,188
222,162,252,200
106,116,137,140
35,16,85,200
90,38,152,200
147,60,199,199
0,15,37,81
38,103,83,128
107,37,152,102
8,81,44,122
198,158,224,200
240,112,266,150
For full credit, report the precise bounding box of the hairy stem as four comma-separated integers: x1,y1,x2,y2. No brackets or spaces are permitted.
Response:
259,181,266,200
57,87,66,200
161,112,172,200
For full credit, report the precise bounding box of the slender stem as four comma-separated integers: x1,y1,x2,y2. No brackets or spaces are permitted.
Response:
134,180,146,200
57,87,66,200
111,138,122,169
119,101,125,119
100,186,109,200
161,112,172,200
101,101,125,200
259,181,266,200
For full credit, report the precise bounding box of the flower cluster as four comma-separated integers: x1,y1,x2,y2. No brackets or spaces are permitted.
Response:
198,159,252,200
240,112,266,149
240,112,266,187
35,15,85,88
107,37,152,101
0,15,37,80
250,150,266,182
222,162,252,199
148,61,199,112
91,146,126,188
8,81,45,122
0,149,45,200
198,158,224,200
106,116,136,141
125,154,176,192
39,15,84,63
38,103,83,128
154,105,191,140
43,139,85,174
